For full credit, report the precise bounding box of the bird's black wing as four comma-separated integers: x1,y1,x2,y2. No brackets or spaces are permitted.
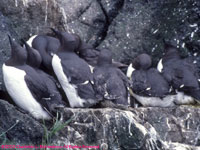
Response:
131,70,151,96
61,57,91,84
147,68,170,97
116,68,132,87
24,70,51,112
38,70,64,105
32,36,52,70
173,65,199,89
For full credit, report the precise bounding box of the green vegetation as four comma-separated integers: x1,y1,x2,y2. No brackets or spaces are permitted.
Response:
0,112,77,150
42,112,77,146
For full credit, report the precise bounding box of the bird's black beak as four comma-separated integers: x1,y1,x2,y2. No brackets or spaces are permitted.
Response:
112,60,128,68
7,34,12,44
8,34,17,50
21,39,32,51
51,28,60,36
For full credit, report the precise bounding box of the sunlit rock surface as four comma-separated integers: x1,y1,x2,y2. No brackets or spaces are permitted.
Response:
0,99,200,149
135,106,200,146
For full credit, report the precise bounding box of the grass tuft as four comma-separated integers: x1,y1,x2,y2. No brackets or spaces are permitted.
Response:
42,112,77,146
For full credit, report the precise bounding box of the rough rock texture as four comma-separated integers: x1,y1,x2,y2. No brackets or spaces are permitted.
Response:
0,0,62,38
57,108,148,149
0,99,200,150
0,13,15,91
98,0,200,64
0,0,199,90
0,99,44,145
54,106,200,150
135,106,200,146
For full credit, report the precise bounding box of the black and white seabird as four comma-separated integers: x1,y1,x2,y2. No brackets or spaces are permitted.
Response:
26,35,60,71
157,43,200,104
77,39,128,69
28,31,126,73
51,29,98,108
23,41,65,111
93,49,130,105
76,41,98,66
2,36,62,120
127,53,180,107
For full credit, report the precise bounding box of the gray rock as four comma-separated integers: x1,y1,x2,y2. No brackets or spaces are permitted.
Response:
0,99,199,149
53,0,124,47
0,0,200,149
55,0,106,46
134,106,200,146
52,107,200,150
98,0,154,62
0,99,44,145
0,0,63,38
97,0,200,65
58,108,147,149
0,14,10,91
0,12,17,92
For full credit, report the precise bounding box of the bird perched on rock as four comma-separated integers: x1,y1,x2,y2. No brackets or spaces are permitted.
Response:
76,40,99,67
77,40,128,69
51,28,98,108
26,35,60,72
27,30,126,73
23,41,65,109
93,49,131,105
2,35,64,120
127,53,182,107
157,42,200,105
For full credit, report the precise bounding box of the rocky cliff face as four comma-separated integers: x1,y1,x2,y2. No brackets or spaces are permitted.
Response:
0,99,200,150
1,0,200,90
0,0,200,149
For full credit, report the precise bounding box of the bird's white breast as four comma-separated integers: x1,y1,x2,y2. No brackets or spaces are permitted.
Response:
89,65,94,73
2,64,51,120
126,63,135,79
52,54,86,108
174,92,195,105
130,91,175,107
26,35,37,47
157,59,163,73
